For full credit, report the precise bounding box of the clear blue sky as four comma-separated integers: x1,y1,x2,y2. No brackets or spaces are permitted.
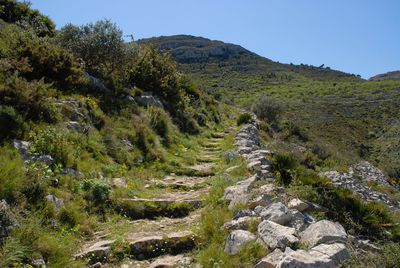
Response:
30,0,399,79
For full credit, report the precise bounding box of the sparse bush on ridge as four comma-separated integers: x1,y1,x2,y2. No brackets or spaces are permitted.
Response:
237,112,252,126
251,95,283,125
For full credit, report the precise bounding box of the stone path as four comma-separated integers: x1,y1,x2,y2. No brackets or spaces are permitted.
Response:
74,132,229,267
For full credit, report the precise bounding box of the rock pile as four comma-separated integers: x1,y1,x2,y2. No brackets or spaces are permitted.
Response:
223,121,351,267
321,162,400,210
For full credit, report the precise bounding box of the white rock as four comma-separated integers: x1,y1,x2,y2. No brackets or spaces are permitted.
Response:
260,202,292,225
223,216,260,231
301,220,347,247
224,230,256,255
287,198,309,212
255,248,284,268
258,220,299,249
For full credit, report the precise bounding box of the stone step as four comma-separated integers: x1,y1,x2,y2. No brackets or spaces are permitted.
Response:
115,197,203,219
211,133,225,139
74,240,115,264
129,231,197,260
152,175,209,190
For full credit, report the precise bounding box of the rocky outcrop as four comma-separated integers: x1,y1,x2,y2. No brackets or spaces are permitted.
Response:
12,139,54,164
133,93,164,109
74,240,115,263
321,162,400,210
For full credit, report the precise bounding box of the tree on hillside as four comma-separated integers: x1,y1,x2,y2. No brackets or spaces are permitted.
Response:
58,20,137,80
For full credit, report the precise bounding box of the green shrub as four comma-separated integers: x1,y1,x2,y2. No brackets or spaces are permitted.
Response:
0,146,25,203
29,127,81,167
272,153,297,186
148,106,172,145
237,112,252,126
82,179,110,207
0,0,55,37
58,204,84,228
0,237,28,267
251,95,283,125
58,20,135,81
0,105,26,140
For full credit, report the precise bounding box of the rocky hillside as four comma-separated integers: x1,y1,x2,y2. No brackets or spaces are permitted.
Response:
138,35,362,82
369,70,400,81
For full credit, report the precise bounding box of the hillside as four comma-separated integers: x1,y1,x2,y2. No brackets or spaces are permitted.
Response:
370,70,400,81
142,35,400,180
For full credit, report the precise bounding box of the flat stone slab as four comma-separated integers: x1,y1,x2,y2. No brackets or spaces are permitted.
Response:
258,220,299,250
130,231,197,260
74,240,115,263
116,198,203,219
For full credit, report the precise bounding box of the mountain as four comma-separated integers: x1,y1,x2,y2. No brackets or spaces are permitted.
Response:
370,70,400,81
138,35,362,82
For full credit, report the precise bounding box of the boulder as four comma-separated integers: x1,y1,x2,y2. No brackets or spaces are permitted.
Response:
287,198,309,212
259,202,292,225
301,220,347,247
255,248,284,268
309,243,349,265
134,94,164,109
258,220,299,249
224,230,256,255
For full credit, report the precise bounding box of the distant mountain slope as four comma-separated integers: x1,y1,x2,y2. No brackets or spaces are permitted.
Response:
138,35,361,82
370,71,400,81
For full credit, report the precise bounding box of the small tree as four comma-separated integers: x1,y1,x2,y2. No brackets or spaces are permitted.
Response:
58,20,136,79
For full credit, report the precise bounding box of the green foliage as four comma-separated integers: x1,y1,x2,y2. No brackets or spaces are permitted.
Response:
82,179,110,207
148,106,172,145
0,0,55,37
0,23,86,89
236,112,252,126
58,204,84,228
29,126,81,167
344,242,400,268
272,153,297,186
290,171,400,239
0,146,25,203
0,105,26,140
58,20,136,82
251,95,283,125
0,237,28,267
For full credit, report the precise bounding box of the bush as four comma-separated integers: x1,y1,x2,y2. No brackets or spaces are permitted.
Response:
272,153,297,186
0,0,55,37
343,242,400,267
0,146,25,203
237,113,252,126
0,105,26,140
148,106,172,145
58,20,135,81
29,127,81,167
251,95,283,125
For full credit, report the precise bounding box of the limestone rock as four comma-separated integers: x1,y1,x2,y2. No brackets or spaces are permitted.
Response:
309,243,349,266
224,230,256,255
130,231,196,260
259,202,292,225
74,240,115,263
301,220,347,247
149,254,192,268
112,177,127,188
254,248,284,268
134,93,164,108
287,198,309,212
258,220,299,249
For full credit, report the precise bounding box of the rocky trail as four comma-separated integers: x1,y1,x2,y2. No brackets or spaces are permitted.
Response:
74,132,230,267
221,119,389,267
